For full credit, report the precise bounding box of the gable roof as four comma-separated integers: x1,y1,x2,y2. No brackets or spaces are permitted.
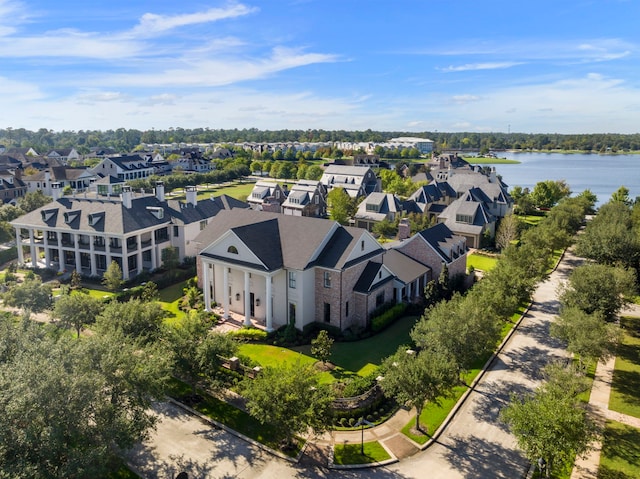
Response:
353,261,394,293
382,249,430,283
412,222,467,263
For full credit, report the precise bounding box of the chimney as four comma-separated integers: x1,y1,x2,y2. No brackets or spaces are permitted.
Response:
185,185,197,206
155,181,165,202
121,185,132,208
398,218,411,240
44,170,51,183
489,167,497,183
51,182,62,200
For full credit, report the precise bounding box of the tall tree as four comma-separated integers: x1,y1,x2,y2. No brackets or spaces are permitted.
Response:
558,263,636,320
242,362,334,447
0,322,171,478
94,298,165,343
380,346,458,432
2,277,52,313
102,260,123,291
500,364,596,478
17,190,52,213
327,187,355,225
53,291,104,338
551,307,621,368
495,214,520,251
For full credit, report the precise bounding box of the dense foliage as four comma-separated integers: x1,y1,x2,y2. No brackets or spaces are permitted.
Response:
4,127,640,154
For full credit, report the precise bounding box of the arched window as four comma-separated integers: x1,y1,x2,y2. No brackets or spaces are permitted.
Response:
227,245,238,254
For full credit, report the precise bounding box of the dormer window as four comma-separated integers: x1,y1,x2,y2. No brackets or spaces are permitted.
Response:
227,246,238,254
88,212,104,226
63,211,80,224
41,209,57,222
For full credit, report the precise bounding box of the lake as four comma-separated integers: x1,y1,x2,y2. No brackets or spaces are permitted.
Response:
491,152,640,206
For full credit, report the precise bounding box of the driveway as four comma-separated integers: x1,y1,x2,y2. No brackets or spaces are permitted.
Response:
128,250,580,479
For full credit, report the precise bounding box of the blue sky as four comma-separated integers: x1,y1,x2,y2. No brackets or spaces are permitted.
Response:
1,0,639,134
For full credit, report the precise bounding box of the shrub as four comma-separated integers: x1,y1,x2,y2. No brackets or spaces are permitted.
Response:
227,328,268,341
370,303,408,332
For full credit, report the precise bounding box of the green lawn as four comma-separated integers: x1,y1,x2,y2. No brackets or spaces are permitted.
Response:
517,214,547,227
158,281,188,322
597,420,640,479
609,316,640,419
467,252,498,272
239,315,418,383
333,441,391,465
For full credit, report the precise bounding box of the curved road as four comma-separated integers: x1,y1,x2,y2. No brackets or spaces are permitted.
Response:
128,250,580,479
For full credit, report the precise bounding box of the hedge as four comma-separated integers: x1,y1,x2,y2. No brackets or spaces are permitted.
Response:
371,303,408,332
227,327,268,341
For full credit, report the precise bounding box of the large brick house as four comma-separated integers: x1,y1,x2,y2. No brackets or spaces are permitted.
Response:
195,210,465,332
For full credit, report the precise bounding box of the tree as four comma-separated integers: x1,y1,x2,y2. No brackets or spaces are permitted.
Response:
17,190,52,213
380,346,458,432
250,160,262,175
102,260,123,291
495,214,520,251
411,292,501,380
610,185,632,206
140,281,159,302
327,187,356,225
305,165,324,181
165,312,216,393
95,298,165,343
242,362,333,447
558,263,636,320
2,277,52,313
311,330,334,365
529,180,571,209
161,246,180,270
550,307,621,368
53,291,104,338
69,269,82,289
500,364,596,477
0,321,171,478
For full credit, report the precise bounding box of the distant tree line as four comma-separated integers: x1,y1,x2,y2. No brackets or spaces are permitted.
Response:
3,127,640,155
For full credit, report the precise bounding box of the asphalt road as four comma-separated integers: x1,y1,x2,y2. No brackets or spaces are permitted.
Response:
128,250,580,479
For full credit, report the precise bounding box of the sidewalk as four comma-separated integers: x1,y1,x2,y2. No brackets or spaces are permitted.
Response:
570,306,640,479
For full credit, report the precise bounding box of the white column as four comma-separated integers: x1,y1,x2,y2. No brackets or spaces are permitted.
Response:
243,271,251,327
223,267,229,319
44,234,51,267
89,235,97,276
203,261,211,311
122,237,129,280
136,235,143,276
57,233,64,272
28,229,37,268
150,234,157,270
266,275,273,332
414,278,420,299
15,228,24,264
74,234,82,273
396,286,402,304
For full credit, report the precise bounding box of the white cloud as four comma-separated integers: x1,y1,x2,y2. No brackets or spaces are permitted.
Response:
451,94,481,104
440,62,523,72
129,3,258,37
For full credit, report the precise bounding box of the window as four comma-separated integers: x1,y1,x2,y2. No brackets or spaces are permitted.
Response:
173,225,179,237
366,203,379,212
345,301,349,317
288,271,296,289
361,240,365,251
455,214,474,224
376,292,385,307
289,302,296,324
323,271,331,288
200,220,208,231
324,302,331,323
227,245,238,254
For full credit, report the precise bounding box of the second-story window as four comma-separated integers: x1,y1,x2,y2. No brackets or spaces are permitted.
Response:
324,271,331,288
289,271,296,289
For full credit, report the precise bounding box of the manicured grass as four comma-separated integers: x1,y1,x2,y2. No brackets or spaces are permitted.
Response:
166,377,301,456
297,315,419,377
158,281,188,321
84,288,116,300
517,214,547,227
598,420,640,479
239,316,418,383
401,369,480,444
467,252,498,272
609,316,640,419
333,441,391,465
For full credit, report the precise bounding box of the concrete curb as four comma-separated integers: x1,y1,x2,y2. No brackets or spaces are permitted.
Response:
167,398,303,463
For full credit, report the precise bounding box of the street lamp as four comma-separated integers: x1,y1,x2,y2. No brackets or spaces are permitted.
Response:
354,417,374,456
